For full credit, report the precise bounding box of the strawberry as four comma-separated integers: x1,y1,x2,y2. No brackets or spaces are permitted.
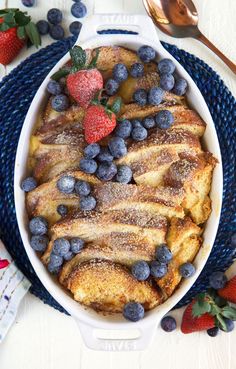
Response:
67,68,103,108
181,291,236,334
51,46,103,108
0,259,10,269
0,9,41,66
83,97,122,143
218,276,236,304
181,300,215,334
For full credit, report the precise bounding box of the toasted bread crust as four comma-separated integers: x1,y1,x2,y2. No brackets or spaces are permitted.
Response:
66,260,162,312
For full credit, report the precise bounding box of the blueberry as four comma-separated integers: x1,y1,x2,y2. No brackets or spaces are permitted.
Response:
130,63,144,78
105,79,119,96
138,45,156,63
71,2,87,18
75,180,91,196
79,158,98,174
207,327,219,337
47,263,60,274
84,143,100,159
49,253,63,268
231,233,236,248
115,165,133,184
115,120,132,139
69,21,82,36
97,162,117,181
179,262,196,278
142,116,155,129
36,20,49,35
150,260,167,278
131,261,150,281
123,302,145,322
57,175,75,194
49,25,65,40
148,87,164,105
64,251,74,261
80,196,96,211
70,238,85,253
51,94,69,112
97,147,113,162
158,59,175,74
209,271,227,289
161,316,177,332
131,119,143,128
220,318,235,332
30,235,49,252
108,137,127,159
155,110,174,129
21,177,37,192
57,204,68,217
47,80,62,95
173,78,188,96
113,63,128,82
29,217,48,236
47,8,63,25
53,238,70,257
21,0,35,6
160,73,175,91
133,89,147,106
131,126,148,141
155,244,172,264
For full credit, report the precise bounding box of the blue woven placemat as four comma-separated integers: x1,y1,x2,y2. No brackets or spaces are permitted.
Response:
0,33,236,315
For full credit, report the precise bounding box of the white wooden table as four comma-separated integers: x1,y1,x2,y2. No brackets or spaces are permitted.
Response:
1,0,236,368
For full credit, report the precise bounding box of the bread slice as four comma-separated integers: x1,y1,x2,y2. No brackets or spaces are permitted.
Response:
42,208,168,264
119,104,206,137
59,234,157,285
65,260,162,312
36,101,85,137
117,129,201,167
88,46,157,80
164,152,217,224
156,217,202,298
26,170,101,225
94,182,185,219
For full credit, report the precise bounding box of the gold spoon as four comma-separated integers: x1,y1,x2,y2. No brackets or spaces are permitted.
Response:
143,0,236,74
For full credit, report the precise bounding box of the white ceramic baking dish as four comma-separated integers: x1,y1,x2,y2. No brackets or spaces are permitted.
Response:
14,14,223,351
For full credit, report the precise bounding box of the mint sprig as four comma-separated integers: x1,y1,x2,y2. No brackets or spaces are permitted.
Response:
0,8,41,47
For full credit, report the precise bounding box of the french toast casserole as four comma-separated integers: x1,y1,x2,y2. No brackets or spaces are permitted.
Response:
22,45,217,321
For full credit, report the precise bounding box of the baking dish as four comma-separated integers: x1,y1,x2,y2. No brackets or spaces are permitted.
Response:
14,14,223,351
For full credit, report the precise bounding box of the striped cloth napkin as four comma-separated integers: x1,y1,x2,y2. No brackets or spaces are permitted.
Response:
0,240,31,343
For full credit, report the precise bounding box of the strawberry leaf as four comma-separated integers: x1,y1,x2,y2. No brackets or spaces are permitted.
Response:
14,11,30,26
25,21,41,48
17,25,26,39
3,12,16,26
221,306,236,321
192,299,211,318
70,46,86,70
215,314,227,331
0,23,10,31
51,68,70,81
110,97,122,115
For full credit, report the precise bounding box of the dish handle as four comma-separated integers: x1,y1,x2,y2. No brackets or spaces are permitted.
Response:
78,13,160,44
74,319,159,351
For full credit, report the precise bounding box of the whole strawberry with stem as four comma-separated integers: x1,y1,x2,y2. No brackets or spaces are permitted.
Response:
0,8,41,65
181,291,236,334
52,46,103,108
83,96,122,143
